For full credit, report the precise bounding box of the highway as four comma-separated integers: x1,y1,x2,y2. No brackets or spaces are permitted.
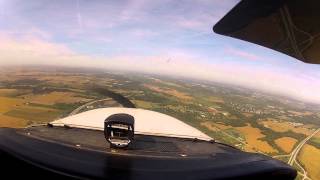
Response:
272,128,320,180
287,128,320,180
288,128,320,166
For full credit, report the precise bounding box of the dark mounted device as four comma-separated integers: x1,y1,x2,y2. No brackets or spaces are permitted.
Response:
104,113,135,148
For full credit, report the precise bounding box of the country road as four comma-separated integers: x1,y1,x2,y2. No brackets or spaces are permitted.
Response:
295,159,311,180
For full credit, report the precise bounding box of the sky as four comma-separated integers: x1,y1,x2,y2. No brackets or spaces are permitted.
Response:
0,0,320,104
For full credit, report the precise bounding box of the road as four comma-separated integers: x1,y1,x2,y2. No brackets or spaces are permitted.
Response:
288,128,320,166
68,98,112,116
273,128,320,180
272,154,290,158
287,128,320,180
295,159,311,180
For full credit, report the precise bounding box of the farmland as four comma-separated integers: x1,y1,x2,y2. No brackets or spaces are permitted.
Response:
0,66,319,179
298,144,320,180
275,137,298,153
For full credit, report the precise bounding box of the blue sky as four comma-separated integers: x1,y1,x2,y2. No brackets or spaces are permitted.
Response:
1,0,320,103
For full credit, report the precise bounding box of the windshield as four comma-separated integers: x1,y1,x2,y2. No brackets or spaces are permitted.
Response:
0,1,320,179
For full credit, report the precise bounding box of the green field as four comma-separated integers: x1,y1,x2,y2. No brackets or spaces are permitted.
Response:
1,66,320,178
4,105,62,124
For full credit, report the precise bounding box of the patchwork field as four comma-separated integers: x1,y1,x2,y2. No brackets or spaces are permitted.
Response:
259,119,313,136
0,114,28,128
298,144,320,180
143,84,193,100
200,121,277,154
0,87,93,127
235,124,277,154
274,137,297,153
0,97,25,113
22,92,91,105
132,100,157,109
201,121,224,131
0,89,19,96
38,75,91,87
4,105,62,123
1,67,320,178
201,121,232,131
207,96,225,103
149,78,184,88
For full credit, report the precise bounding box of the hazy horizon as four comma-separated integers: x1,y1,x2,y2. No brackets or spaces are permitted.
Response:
1,0,320,104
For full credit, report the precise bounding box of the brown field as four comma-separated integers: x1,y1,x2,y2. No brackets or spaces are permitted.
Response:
228,115,239,120
315,131,320,138
37,74,115,88
298,144,320,180
23,92,90,105
0,97,25,113
201,121,277,154
259,119,313,136
144,84,192,100
0,88,32,97
0,89,19,96
207,96,224,103
235,124,277,153
4,105,62,123
38,75,88,85
0,114,29,128
274,137,297,153
0,75,21,82
1,72,95,88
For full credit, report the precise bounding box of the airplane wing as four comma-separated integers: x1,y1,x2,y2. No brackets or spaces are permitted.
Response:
213,0,320,64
